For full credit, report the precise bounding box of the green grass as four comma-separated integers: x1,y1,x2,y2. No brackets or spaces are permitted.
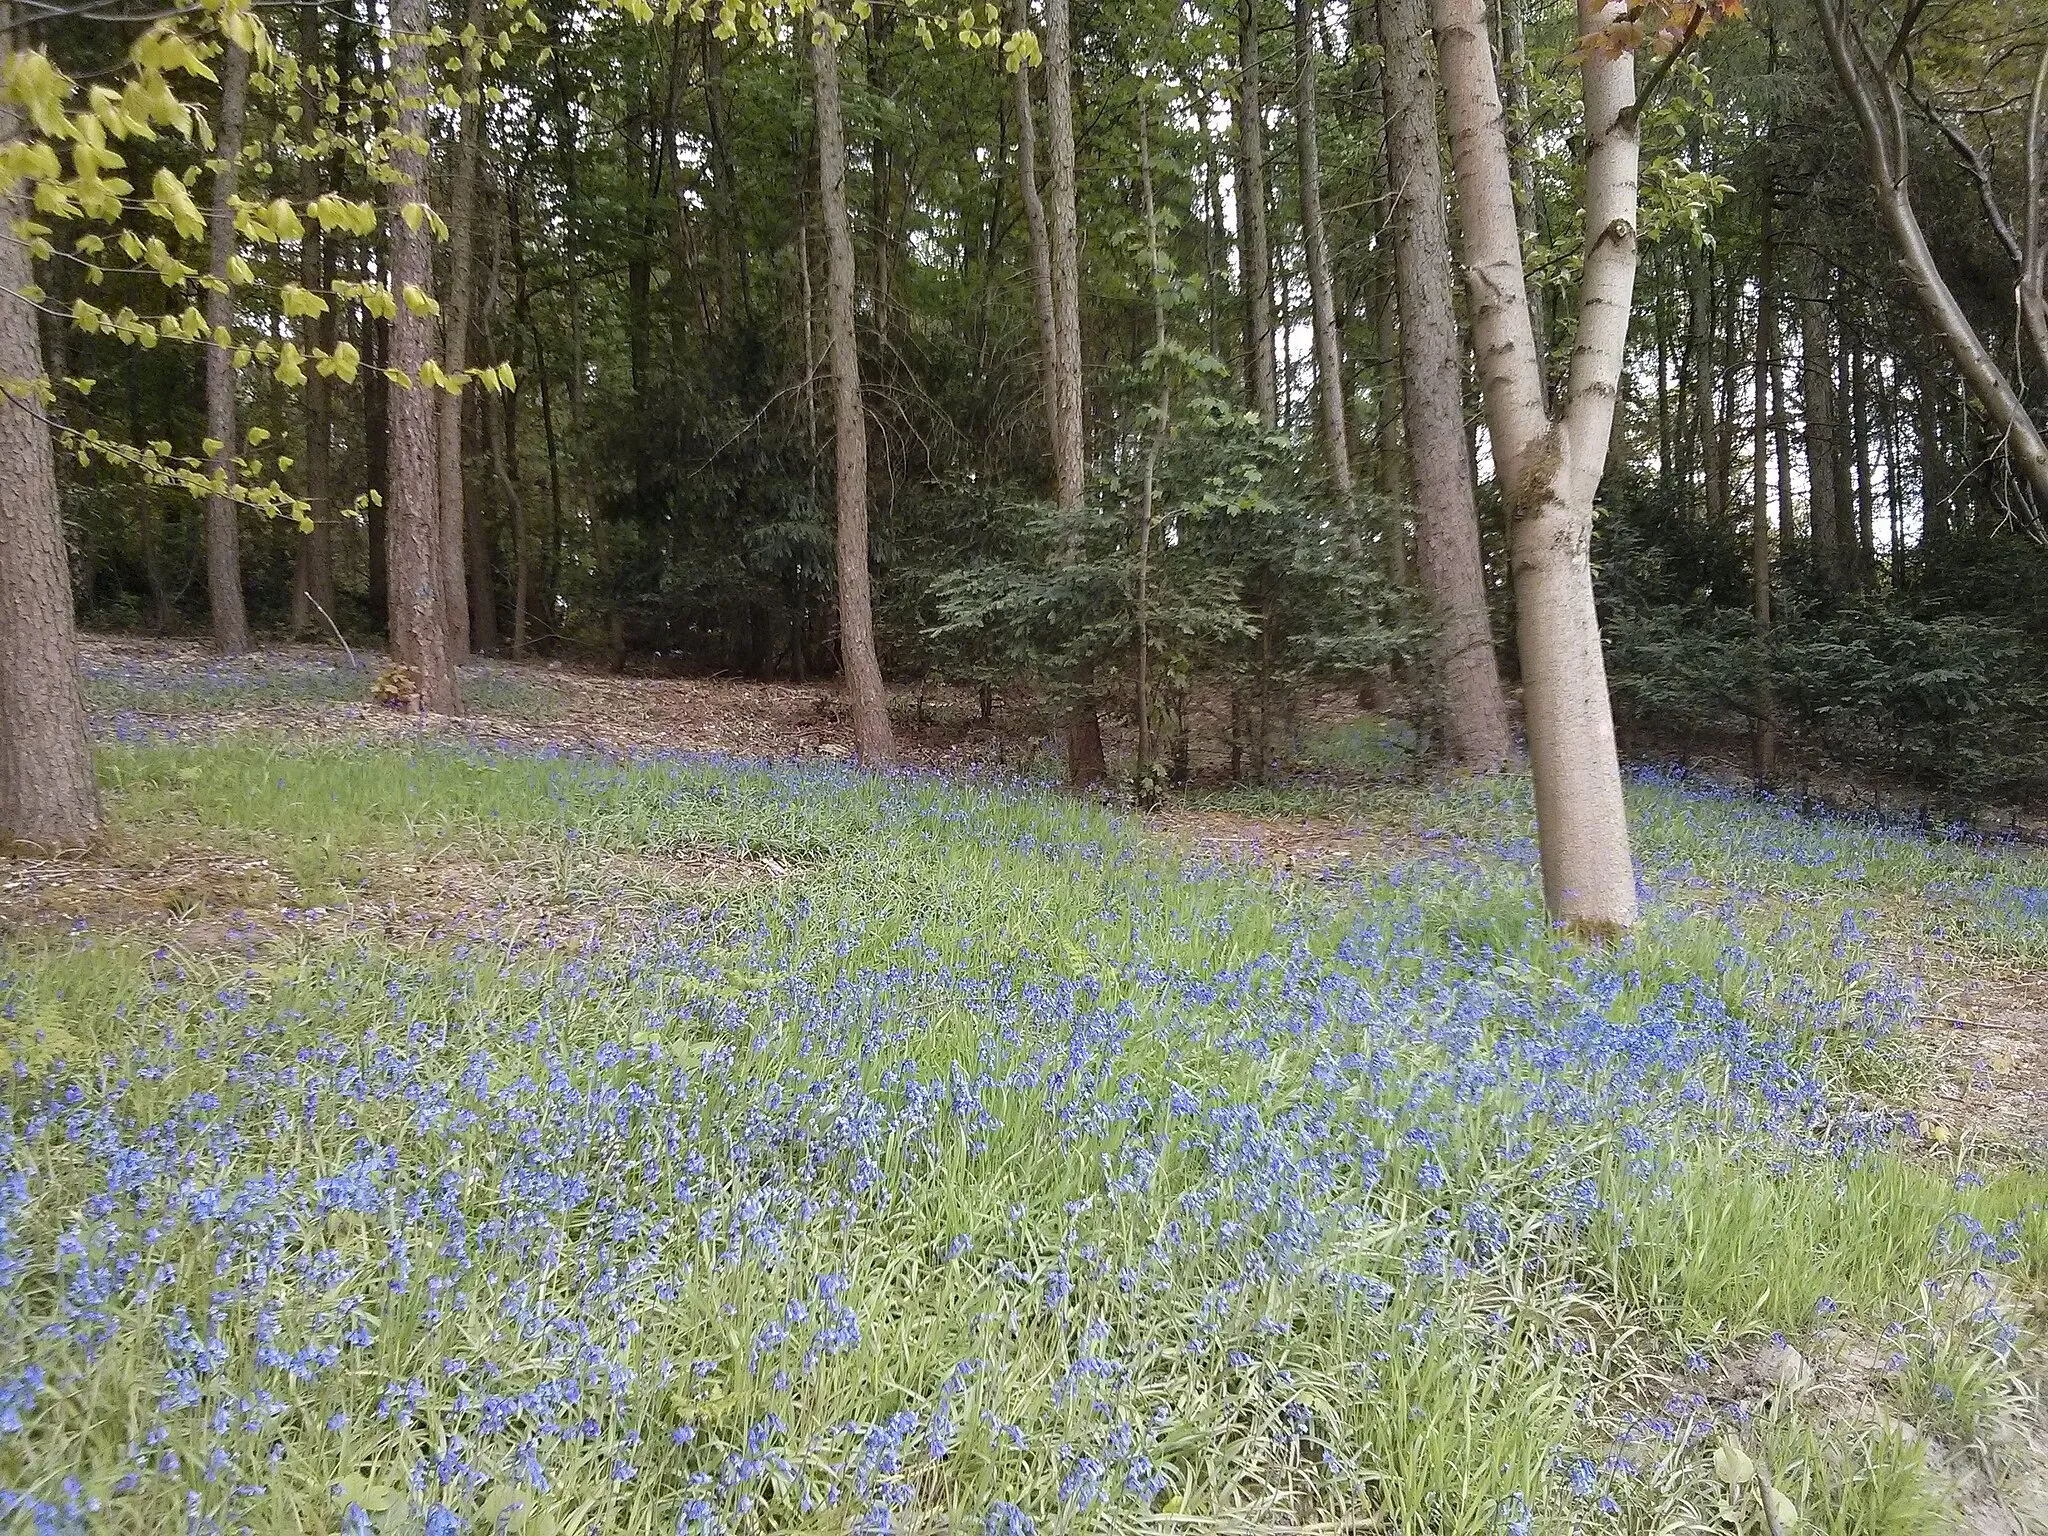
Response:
0,734,2042,1533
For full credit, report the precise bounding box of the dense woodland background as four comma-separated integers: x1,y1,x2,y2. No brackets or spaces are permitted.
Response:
26,0,2048,805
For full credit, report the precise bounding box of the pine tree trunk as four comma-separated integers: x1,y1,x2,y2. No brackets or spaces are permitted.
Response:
1294,0,1351,506
811,18,894,764
1379,0,1509,769
437,0,485,659
1798,268,1843,589
0,50,99,850
386,0,458,711
1752,188,1777,783
1236,0,1278,426
203,41,253,656
1432,0,1640,933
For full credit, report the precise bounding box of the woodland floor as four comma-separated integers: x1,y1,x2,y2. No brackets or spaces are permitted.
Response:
16,633,2042,1163
1,635,2044,1532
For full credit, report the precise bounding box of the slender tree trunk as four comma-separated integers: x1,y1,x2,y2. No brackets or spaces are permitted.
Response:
1042,0,1103,783
366,276,391,624
1380,0,1509,769
1851,332,1876,585
1752,192,1777,782
1498,0,1546,364
1374,270,1410,587
1294,0,1351,505
203,42,253,655
293,5,336,642
437,0,485,658
1432,0,1641,933
1135,94,1171,786
1236,0,1278,426
1798,268,1843,590
1693,254,1724,526
386,0,458,711
1012,3,1059,453
0,38,99,850
1811,0,2048,508
812,18,894,763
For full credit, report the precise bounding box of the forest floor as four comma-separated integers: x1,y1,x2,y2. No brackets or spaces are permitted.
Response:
0,636,2044,1532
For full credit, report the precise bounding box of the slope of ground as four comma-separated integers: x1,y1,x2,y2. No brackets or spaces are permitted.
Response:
0,641,2041,1533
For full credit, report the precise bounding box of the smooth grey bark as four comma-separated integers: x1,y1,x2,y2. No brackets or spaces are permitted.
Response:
202,41,253,655
1432,0,1642,933
1378,0,1510,769
811,17,895,763
1810,0,2048,510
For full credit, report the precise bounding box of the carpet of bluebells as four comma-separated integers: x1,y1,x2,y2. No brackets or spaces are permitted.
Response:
2,737,2044,1535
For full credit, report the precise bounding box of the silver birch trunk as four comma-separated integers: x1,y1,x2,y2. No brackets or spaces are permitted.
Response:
1432,0,1640,933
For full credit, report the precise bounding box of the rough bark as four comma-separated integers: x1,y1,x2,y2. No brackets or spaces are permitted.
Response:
386,0,459,712
203,41,253,656
0,48,100,850
1294,0,1351,505
1810,0,2048,509
1432,0,1641,933
1379,0,1510,770
437,0,485,658
1752,192,1777,782
1012,0,1059,450
1041,0,1103,784
812,18,895,764
1797,271,1843,587
1236,0,1278,426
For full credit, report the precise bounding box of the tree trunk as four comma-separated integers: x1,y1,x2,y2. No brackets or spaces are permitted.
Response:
1294,0,1351,505
1811,0,2048,509
811,18,894,763
1752,189,1777,783
1432,0,1641,933
1797,268,1843,589
1379,0,1509,769
1042,0,1104,784
437,0,485,659
1498,0,1546,363
1135,93,1171,786
366,292,391,624
386,0,458,711
203,41,253,655
1850,333,1876,585
1012,1,1059,455
0,43,99,850
1236,0,1278,426
293,6,337,642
